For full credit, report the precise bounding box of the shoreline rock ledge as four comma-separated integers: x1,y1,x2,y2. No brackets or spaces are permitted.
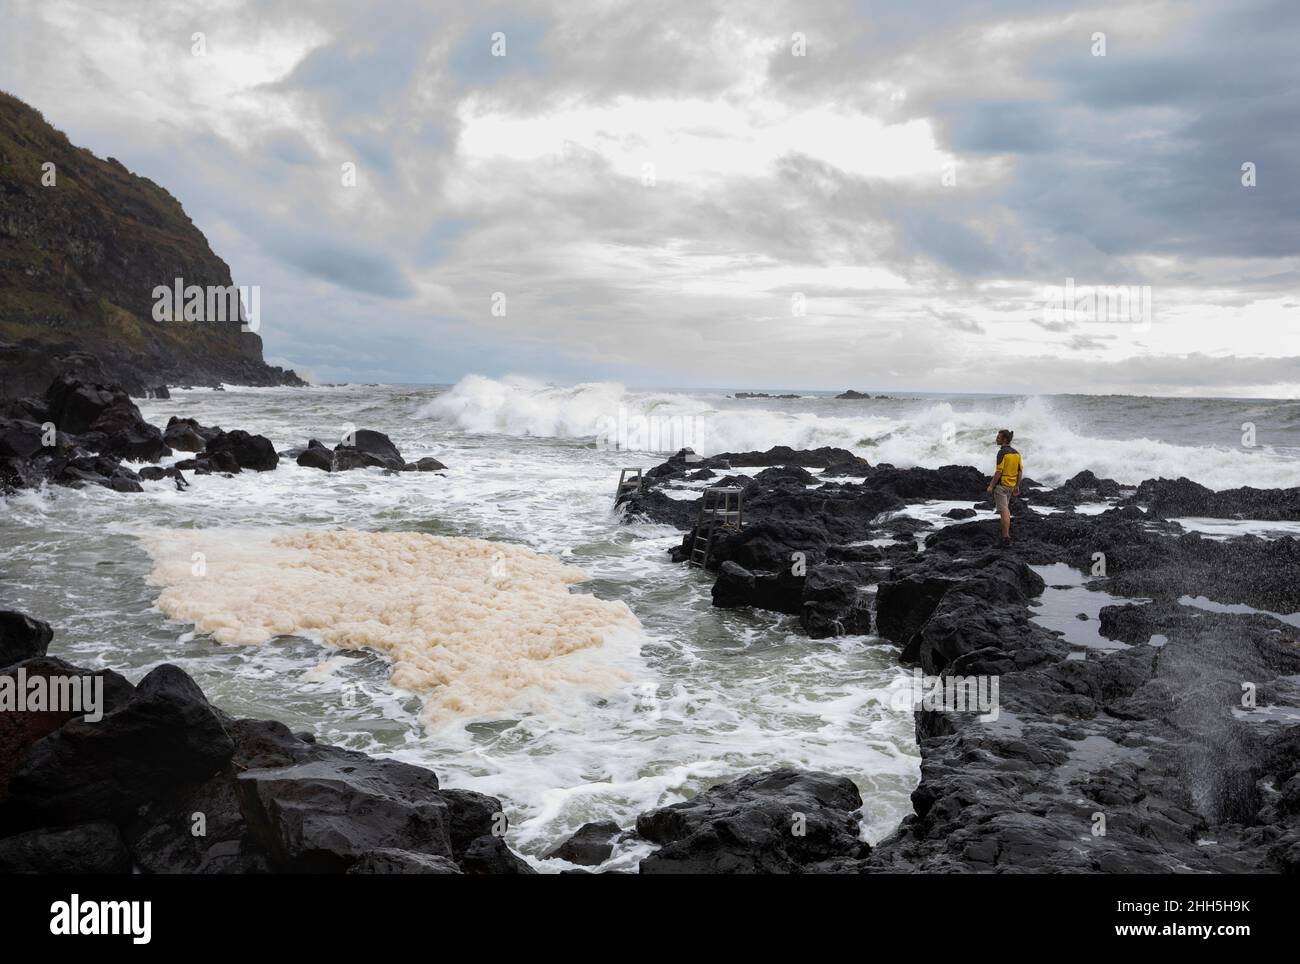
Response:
5,441,1300,873
0,614,533,875
600,445,1300,873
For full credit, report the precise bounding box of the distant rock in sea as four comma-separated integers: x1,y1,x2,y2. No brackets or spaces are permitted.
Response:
835,389,891,399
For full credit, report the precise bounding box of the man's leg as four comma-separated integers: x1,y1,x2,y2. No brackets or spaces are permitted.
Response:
993,486,1012,540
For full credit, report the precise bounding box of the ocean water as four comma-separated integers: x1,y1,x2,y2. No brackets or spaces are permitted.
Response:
2,377,1297,870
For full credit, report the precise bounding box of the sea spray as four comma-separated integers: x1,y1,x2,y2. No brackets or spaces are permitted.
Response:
422,375,1300,490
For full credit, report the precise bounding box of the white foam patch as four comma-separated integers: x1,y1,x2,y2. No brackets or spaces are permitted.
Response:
137,528,642,725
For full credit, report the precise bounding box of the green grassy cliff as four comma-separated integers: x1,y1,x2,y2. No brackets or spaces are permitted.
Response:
0,91,303,397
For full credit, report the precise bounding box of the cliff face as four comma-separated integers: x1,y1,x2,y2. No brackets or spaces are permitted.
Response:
0,91,303,397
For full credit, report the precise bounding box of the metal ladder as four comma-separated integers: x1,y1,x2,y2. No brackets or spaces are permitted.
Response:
614,467,643,503
689,486,744,569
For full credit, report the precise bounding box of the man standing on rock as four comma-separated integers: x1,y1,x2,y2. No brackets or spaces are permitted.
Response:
986,429,1022,546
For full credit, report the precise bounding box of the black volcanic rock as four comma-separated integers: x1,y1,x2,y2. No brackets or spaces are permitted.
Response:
28,452,144,493
712,561,758,608
296,439,334,471
42,375,169,462
457,835,537,874
616,444,1300,878
637,769,868,873
126,714,520,875
709,560,805,615
235,747,455,873
97,421,169,463
293,430,438,474
545,821,624,866
875,574,959,646
1059,469,1124,498
0,619,534,876
0,659,130,811
42,375,119,435
867,464,988,501
716,445,865,468
1128,476,1300,521
206,429,278,471
311,429,408,472
440,788,509,860
0,418,52,459
349,429,403,464
163,416,217,452
820,457,873,476
708,520,836,571
861,499,1300,874
347,849,462,874
800,563,873,638
0,611,53,667
8,664,234,825
753,464,817,486
617,486,702,529
0,821,132,874
330,447,391,472
138,464,189,490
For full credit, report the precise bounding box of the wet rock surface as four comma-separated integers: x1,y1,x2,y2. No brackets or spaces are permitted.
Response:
0,611,53,666
4,436,1298,874
1124,476,1300,521
293,429,445,474
0,627,531,875
616,448,1300,873
636,769,869,873
0,374,286,492
544,821,625,866
1,377,168,493
0,821,132,874
1,374,449,491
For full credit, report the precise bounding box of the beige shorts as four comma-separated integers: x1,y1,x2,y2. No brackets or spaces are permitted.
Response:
993,484,1013,512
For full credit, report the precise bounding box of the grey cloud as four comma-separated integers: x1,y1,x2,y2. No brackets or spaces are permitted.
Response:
1032,317,1073,332
1067,335,1110,351
276,240,415,298
926,306,986,333
3,0,1296,393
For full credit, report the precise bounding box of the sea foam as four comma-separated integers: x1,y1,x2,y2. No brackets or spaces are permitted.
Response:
138,528,641,724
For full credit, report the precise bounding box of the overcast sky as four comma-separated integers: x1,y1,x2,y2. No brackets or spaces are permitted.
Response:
4,0,1298,395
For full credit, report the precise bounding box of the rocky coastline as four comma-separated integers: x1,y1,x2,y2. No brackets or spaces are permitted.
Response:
3,423,1299,873
610,445,1300,872
0,373,446,494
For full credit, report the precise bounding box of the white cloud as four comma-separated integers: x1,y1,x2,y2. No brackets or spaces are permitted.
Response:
458,96,954,184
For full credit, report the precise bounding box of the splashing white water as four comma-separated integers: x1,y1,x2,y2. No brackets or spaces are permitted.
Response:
425,375,1300,490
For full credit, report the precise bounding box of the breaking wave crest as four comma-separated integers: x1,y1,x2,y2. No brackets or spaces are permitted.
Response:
423,375,1300,490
